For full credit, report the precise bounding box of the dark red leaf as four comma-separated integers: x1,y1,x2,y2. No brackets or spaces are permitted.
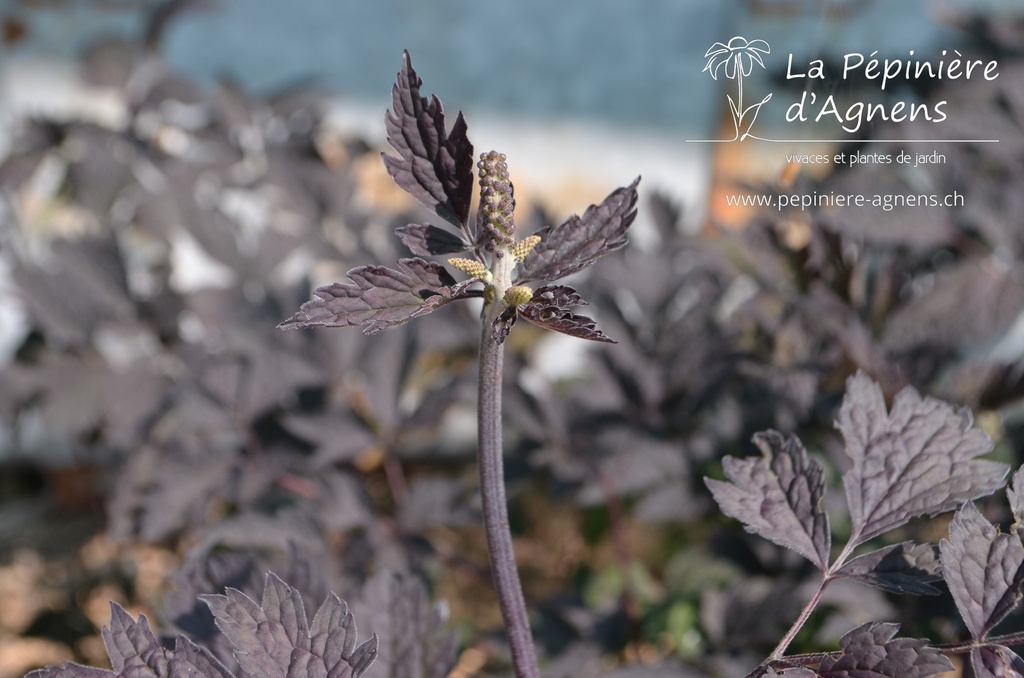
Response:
816,623,952,677
519,303,616,344
382,51,474,230
705,431,831,570
837,371,1008,546
201,572,378,678
515,177,640,283
278,259,469,334
940,502,1024,639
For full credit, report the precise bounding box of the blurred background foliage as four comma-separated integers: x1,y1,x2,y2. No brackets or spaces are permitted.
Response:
1,1,1024,676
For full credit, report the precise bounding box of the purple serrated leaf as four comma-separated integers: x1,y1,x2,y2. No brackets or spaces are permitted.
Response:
705,430,831,570
28,604,234,678
837,371,1008,546
395,224,468,256
202,572,377,678
308,594,357,672
261,571,312,651
518,303,616,343
970,645,1024,678
168,636,234,678
101,603,166,675
515,177,640,284
833,541,942,595
816,622,952,677
278,259,469,334
201,586,288,678
940,501,1024,639
382,51,474,229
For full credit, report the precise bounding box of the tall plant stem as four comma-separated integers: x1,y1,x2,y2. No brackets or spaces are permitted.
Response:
477,269,540,678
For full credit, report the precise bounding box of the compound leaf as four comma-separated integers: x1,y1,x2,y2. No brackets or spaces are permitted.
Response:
836,371,1008,546
382,51,474,229
815,622,952,677
705,430,830,570
940,501,1024,639
833,541,942,595
278,259,468,334
395,224,469,256
515,177,640,284
201,572,377,678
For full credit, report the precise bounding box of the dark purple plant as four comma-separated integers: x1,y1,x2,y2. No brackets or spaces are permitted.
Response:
25,573,378,678
707,371,1024,677
278,51,639,677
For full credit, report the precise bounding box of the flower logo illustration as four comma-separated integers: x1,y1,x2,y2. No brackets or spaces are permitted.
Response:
703,36,773,141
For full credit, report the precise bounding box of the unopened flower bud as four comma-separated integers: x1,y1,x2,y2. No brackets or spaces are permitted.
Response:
503,285,534,307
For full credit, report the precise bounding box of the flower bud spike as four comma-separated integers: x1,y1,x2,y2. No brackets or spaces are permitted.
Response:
478,150,515,250
448,257,493,282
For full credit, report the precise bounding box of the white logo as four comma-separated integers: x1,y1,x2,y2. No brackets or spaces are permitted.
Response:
702,36,773,141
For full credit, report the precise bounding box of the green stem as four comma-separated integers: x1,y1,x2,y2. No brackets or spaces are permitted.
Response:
476,250,539,678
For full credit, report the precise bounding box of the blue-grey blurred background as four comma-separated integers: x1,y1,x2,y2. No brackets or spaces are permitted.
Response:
3,0,1021,132
1,0,1021,231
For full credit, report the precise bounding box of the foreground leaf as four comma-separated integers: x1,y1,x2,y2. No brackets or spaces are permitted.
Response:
382,51,474,229
515,177,640,283
836,371,1007,546
26,603,232,678
278,259,468,334
940,501,1024,639
201,572,378,678
815,622,952,677
705,430,830,570
833,541,942,595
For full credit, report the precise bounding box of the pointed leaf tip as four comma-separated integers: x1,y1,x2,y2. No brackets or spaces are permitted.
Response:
940,502,1024,640
837,370,1007,546
382,51,474,230
705,430,830,570
515,177,640,284
278,259,468,334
